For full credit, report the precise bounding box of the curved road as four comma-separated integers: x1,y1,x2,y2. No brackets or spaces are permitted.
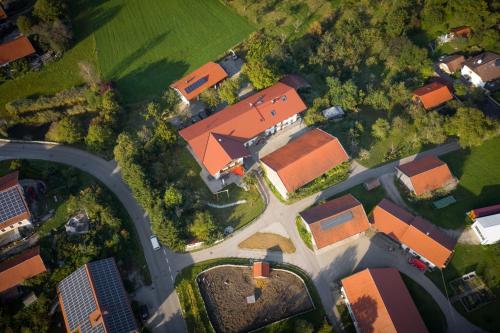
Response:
0,140,484,333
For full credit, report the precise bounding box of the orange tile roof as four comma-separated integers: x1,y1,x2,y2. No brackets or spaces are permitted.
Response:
397,156,454,196
372,199,456,268
0,36,36,66
170,62,227,101
0,6,7,19
0,171,31,229
341,268,428,333
0,247,46,293
413,82,453,110
261,129,349,193
450,26,471,38
300,194,369,249
253,262,270,278
179,82,307,175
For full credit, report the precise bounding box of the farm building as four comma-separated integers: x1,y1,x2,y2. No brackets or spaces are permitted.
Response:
396,155,455,196
341,268,428,333
468,204,500,245
179,82,307,179
253,261,270,278
57,257,138,333
0,36,36,67
170,61,227,104
439,54,465,74
371,199,456,268
0,171,32,245
461,52,500,88
299,194,369,250
261,129,349,199
412,82,453,110
0,246,46,296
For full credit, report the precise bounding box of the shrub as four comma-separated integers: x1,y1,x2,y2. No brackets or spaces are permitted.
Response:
45,117,83,143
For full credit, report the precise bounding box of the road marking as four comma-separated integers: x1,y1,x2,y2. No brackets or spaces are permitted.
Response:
163,248,167,256
170,275,174,282
168,265,171,272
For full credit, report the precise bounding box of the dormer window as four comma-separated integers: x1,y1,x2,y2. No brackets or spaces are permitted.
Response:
281,95,287,101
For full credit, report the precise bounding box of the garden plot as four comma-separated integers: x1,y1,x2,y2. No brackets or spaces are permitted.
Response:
450,271,496,312
197,265,313,332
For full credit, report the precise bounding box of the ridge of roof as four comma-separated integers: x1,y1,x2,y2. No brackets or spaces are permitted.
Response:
0,171,19,191
170,62,227,100
300,194,361,224
0,246,46,293
0,36,36,66
397,155,446,177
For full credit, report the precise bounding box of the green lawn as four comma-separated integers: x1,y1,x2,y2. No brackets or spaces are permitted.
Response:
402,136,500,229
426,244,500,333
93,0,254,104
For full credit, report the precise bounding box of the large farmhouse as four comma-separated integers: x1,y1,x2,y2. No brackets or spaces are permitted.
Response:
299,194,369,251
170,61,228,104
260,128,349,199
372,199,456,268
341,268,428,333
0,36,36,67
396,155,455,196
179,82,307,179
412,82,453,110
461,52,500,88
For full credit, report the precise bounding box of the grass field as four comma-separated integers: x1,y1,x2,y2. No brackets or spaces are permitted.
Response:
0,0,253,114
403,136,500,229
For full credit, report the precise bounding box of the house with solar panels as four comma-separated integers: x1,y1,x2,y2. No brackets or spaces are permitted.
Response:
170,61,228,104
57,257,138,333
298,194,370,251
0,171,32,246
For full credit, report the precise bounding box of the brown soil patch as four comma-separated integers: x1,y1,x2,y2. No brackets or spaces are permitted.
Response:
198,266,312,332
238,232,296,253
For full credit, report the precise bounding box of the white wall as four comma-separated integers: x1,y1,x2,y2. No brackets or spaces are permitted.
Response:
472,217,500,245
261,162,289,200
396,169,415,193
461,65,485,88
0,219,32,236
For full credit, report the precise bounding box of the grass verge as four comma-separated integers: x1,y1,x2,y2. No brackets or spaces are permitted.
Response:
238,232,296,253
296,217,313,251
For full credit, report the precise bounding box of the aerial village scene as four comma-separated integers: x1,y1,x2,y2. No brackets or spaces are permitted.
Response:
0,0,500,333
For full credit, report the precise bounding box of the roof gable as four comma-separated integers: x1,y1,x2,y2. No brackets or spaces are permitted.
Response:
0,247,46,293
0,36,36,66
202,133,251,175
413,82,453,109
170,62,227,100
261,129,349,192
397,156,454,196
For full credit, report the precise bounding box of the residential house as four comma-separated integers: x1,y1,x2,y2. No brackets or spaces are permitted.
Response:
341,268,428,333
299,194,369,251
468,204,500,245
0,36,36,67
57,257,138,333
170,61,228,104
461,52,500,88
372,199,456,268
412,82,453,110
261,128,349,199
0,246,46,297
179,82,307,179
439,54,465,74
396,155,455,196
253,261,270,278
0,171,32,244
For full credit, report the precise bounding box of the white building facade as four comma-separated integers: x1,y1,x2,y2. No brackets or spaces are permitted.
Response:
472,214,500,245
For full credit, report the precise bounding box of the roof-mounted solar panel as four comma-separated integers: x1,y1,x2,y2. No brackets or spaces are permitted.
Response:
184,76,209,94
0,187,28,224
320,211,353,231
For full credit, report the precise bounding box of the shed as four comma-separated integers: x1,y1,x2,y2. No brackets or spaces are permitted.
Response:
253,262,270,278
322,106,345,120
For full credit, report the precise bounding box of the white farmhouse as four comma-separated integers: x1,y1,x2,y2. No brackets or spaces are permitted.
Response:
469,204,500,245
461,52,500,88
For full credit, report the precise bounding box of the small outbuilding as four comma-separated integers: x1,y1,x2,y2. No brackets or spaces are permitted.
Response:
412,82,453,110
322,106,345,120
253,261,270,278
439,54,465,74
469,204,500,245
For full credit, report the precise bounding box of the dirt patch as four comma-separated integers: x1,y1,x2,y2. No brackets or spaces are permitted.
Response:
238,232,296,253
198,266,312,332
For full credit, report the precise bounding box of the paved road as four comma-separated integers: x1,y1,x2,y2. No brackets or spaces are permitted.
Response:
1,139,483,333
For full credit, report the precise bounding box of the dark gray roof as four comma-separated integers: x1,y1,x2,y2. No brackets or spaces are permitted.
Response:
58,258,138,333
463,52,500,82
0,187,29,224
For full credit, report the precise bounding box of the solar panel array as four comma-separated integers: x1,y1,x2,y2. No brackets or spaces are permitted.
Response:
88,258,138,333
0,187,28,224
320,211,354,231
185,76,209,94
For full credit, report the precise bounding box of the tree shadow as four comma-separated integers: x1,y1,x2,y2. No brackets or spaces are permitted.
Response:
350,295,378,333
70,0,123,42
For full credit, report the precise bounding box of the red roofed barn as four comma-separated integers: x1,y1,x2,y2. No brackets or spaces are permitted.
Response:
0,36,36,67
179,82,307,178
372,199,456,268
0,246,46,295
170,62,228,104
299,194,369,250
341,268,428,333
413,82,453,110
261,128,349,199
396,155,455,196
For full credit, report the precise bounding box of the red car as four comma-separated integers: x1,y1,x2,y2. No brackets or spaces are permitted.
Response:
408,257,427,271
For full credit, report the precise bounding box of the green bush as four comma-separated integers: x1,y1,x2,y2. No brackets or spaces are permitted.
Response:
296,217,313,250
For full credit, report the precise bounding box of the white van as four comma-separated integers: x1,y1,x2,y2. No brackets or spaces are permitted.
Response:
150,235,161,251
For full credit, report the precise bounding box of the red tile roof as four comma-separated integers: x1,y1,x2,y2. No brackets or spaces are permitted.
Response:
397,156,454,196
341,268,428,333
0,36,36,66
413,82,453,109
300,194,369,249
179,82,307,175
0,247,46,293
170,62,227,101
253,262,270,278
0,171,31,229
450,26,471,38
471,204,500,218
372,199,456,268
261,129,349,193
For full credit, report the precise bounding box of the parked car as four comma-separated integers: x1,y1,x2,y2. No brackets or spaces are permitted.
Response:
150,235,160,251
408,257,427,271
139,304,149,321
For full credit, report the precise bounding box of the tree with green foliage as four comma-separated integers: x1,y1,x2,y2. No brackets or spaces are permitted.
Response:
445,107,498,147
85,120,114,153
243,31,281,89
453,82,468,97
45,117,83,143
412,108,447,144
161,88,180,115
164,185,182,209
218,77,240,104
16,15,33,35
294,319,314,333
199,88,220,109
371,118,390,140
33,0,66,22
189,211,219,243
325,77,364,112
